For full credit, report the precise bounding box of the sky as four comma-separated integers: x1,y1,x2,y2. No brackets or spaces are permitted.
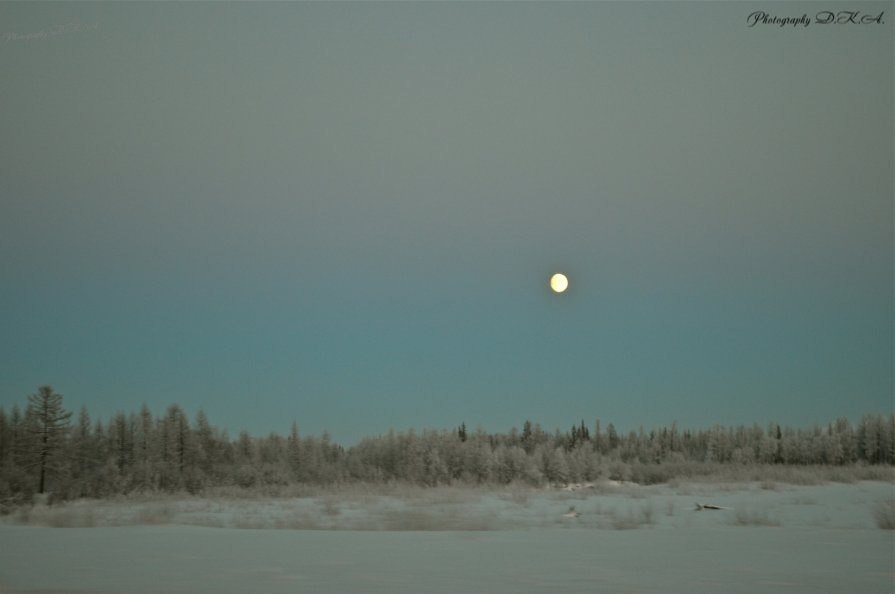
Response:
1,2,892,444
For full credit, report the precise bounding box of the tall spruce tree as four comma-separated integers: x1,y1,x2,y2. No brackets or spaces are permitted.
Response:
0,407,9,468
25,386,72,494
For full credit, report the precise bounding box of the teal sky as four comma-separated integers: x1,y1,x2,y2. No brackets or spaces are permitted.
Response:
1,2,892,444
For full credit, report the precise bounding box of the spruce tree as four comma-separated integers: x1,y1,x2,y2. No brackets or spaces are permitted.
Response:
0,407,9,467
287,421,301,477
24,386,72,494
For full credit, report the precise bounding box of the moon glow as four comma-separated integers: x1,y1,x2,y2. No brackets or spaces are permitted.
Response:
550,273,569,293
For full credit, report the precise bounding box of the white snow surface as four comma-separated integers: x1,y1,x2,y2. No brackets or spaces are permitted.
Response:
1,481,892,593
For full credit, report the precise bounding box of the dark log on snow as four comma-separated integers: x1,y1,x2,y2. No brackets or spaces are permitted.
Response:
694,503,730,511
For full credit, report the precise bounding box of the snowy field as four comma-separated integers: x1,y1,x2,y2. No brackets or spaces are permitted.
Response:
1,480,893,593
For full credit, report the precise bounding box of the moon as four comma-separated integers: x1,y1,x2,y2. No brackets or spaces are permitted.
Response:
550,273,569,293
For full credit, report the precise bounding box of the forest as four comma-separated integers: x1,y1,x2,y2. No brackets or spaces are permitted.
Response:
2,386,893,505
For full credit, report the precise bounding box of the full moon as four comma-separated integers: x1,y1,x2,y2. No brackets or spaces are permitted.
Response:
550,273,569,293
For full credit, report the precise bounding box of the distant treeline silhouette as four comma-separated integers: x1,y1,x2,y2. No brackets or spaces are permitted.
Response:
1,386,893,503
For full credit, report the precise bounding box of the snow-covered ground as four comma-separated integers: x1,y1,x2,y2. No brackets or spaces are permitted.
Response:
1,481,892,593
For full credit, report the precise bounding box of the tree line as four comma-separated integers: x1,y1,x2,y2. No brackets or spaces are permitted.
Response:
1,386,893,503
